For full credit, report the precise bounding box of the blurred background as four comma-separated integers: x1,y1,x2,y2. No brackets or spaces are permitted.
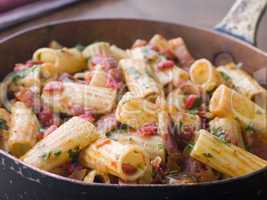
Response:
0,0,267,51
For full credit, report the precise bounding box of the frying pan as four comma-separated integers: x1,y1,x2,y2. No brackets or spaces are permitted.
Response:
0,0,267,199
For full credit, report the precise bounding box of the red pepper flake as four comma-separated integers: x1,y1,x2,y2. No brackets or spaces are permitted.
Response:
157,60,175,71
137,123,158,137
91,55,117,71
184,95,202,110
95,138,111,148
122,163,138,175
79,111,96,123
43,81,64,93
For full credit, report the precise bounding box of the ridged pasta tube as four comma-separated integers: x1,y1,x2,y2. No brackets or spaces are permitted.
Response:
116,92,158,129
119,59,160,98
82,42,112,58
89,65,107,87
22,117,99,171
42,82,117,114
8,102,40,157
217,64,267,109
190,58,222,92
191,130,267,177
80,138,149,181
33,48,86,77
209,85,267,134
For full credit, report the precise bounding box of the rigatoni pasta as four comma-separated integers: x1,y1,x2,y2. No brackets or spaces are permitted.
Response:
1,34,266,185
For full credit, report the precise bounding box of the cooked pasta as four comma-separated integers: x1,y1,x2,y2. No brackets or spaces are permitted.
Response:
0,35,266,185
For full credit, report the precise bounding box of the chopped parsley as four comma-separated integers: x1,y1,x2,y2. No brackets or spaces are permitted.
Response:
210,127,228,144
54,150,62,157
219,71,231,82
203,153,213,158
0,119,7,130
12,66,39,82
68,146,80,162
42,151,52,160
157,144,165,150
183,143,195,154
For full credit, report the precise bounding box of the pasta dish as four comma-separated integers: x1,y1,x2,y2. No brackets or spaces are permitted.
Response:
0,34,266,184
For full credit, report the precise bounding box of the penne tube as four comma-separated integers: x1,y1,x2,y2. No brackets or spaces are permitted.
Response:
33,48,86,77
149,34,170,53
119,59,160,98
22,117,99,171
42,81,117,114
190,58,222,92
191,129,267,177
80,138,149,181
209,85,267,134
217,64,267,109
209,117,245,148
109,130,166,161
89,65,107,87
84,170,110,183
116,92,159,129
82,42,112,58
8,102,40,157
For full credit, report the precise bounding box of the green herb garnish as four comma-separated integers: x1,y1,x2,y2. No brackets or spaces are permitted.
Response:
12,66,39,82
211,127,228,144
244,123,255,134
42,151,52,160
68,146,80,162
219,71,231,82
54,150,62,157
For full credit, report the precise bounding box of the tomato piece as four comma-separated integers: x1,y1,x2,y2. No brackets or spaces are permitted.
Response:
137,123,158,137
122,163,138,175
157,60,175,70
184,95,201,110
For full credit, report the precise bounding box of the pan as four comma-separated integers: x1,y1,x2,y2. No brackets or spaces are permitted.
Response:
0,0,267,199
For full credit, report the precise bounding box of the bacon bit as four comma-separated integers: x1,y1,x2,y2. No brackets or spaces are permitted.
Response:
184,95,200,110
157,60,175,71
91,55,117,71
122,163,138,175
79,111,96,123
15,89,41,111
137,123,158,137
95,138,111,148
38,106,60,127
132,39,147,49
43,81,64,93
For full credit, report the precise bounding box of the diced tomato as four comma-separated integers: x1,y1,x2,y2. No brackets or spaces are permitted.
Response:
91,55,117,71
137,123,158,137
79,111,96,123
122,163,138,175
184,95,201,110
132,39,147,49
157,60,175,71
43,81,64,93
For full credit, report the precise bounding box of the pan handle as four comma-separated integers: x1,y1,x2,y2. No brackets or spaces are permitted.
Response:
215,0,267,45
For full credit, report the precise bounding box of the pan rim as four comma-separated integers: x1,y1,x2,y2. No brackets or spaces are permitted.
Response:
0,18,266,188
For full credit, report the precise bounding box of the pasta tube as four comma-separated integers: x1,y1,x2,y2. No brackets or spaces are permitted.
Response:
209,117,245,148
82,42,112,58
190,58,222,92
116,92,158,129
33,48,86,77
209,85,267,134
110,45,128,60
89,65,107,87
42,82,117,114
149,34,170,53
8,102,40,157
22,117,99,171
80,138,149,181
119,59,160,98
191,130,267,177
217,64,267,109
110,130,166,161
